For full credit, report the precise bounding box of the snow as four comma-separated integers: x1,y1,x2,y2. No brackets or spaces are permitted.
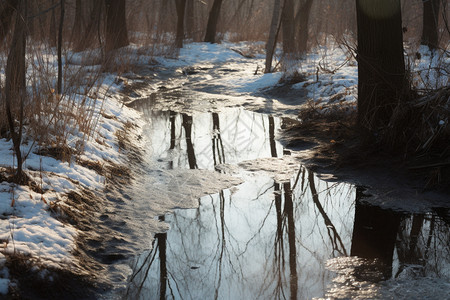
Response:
0,45,145,291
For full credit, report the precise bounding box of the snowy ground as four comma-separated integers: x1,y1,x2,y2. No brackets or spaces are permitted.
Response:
0,39,448,295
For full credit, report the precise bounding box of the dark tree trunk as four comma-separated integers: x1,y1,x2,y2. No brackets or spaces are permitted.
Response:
281,0,296,55
295,0,314,54
204,0,223,43
356,0,408,135
185,0,195,39
0,0,18,41
265,0,282,73
421,0,440,49
4,0,27,182
175,0,186,48
57,0,65,94
104,0,129,52
71,0,86,47
76,0,102,51
49,0,57,47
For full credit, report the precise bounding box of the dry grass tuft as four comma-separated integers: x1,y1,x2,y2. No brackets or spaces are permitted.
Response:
385,86,449,157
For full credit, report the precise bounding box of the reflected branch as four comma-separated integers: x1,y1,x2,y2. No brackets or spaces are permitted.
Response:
308,170,348,257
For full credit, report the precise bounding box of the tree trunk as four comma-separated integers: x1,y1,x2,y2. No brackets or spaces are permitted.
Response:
356,0,408,135
421,0,440,49
281,0,297,72
185,0,195,39
281,0,296,55
49,0,57,47
0,0,18,41
295,0,314,54
265,0,282,73
104,0,129,52
175,0,186,48
76,0,102,51
71,0,86,47
204,0,223,43
4,0,27,182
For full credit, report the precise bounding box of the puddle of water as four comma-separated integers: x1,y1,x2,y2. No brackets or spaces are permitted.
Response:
109,100,449,299
123,165,449,299
137,106,284,170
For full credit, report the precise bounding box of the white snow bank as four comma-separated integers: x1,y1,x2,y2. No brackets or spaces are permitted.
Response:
0,46,144,291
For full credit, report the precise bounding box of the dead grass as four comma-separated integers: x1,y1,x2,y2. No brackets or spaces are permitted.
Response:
5,252,99,300
289,88,450,190
385,86,449,157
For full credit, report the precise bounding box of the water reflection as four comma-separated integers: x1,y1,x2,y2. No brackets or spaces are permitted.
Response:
138,107,284,170
126,168,356,299
126,167,450,299
351,198,401,280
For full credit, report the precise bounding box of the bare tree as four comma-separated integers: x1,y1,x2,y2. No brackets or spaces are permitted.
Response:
57,0,65,94
175,0,186,48
265,0,282,73
4,0,27,182
71,0,86,48
295,0,314,54
421,0,441,49
104,0,129,52
185,0,195,39
281,0,296,55
49,0,57,46
0,0,18,41
355,0,408,136
76,1,103,51
204,0,223,43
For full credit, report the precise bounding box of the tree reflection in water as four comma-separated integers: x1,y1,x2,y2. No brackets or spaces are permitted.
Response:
125,167,358,299
125,165,450,299
125,107,449,299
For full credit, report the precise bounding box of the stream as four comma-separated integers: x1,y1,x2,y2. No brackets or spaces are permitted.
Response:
94,60,450,299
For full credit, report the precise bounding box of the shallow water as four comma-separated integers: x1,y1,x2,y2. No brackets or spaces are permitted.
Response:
123,167,449,299
101,62,450,299
119,104,449,299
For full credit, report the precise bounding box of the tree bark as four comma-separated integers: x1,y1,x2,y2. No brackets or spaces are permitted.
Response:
281,0,296,55
185,0,195,39
421,0,440,49
71,0,86,47
356,0,408,135
175,0,186,48
57,0,65,94
295,0,314,54
204,0,223,43
76,0,102,51
104,0,129,52
0,0,18,41
265,0,282,73
4,0,27,181
49,0,57,47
